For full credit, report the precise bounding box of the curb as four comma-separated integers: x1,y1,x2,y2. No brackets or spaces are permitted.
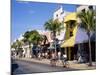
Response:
15,58,96,70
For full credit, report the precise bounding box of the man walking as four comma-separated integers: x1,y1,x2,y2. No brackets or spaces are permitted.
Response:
62,53,68,67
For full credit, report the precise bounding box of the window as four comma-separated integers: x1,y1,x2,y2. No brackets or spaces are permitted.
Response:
61,11,64,15
56,14,58,17
70,31,73,37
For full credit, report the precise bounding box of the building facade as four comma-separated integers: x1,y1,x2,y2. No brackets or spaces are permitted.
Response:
53,6,70,43
61,5,96,62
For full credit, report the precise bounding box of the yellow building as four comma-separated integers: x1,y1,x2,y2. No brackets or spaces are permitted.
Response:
61,6,96,62
61,12,79,60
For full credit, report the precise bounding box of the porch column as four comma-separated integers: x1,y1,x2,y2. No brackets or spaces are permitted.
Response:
69,47,71,60
65,47,67,56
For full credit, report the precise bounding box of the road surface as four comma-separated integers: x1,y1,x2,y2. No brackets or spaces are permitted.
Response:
13,59,79,75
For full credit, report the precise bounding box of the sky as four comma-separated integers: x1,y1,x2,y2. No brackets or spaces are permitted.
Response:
11,0,77,42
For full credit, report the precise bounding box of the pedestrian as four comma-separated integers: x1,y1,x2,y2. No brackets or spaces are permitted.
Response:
62,53,68,67
78,56,83,63
45,52,48,59
50,51,57,66
42,53,45,59
38,52,41,60
58,51,61,60
23,50,25,58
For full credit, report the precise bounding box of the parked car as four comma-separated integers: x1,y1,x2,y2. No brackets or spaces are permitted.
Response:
11,58,19,75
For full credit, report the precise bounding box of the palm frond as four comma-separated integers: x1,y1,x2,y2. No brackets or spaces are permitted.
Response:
77,7,96,31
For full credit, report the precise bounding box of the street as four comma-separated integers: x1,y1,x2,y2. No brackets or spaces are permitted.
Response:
14,59,79,75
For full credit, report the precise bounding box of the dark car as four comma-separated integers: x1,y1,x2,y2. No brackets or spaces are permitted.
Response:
11,58,19,75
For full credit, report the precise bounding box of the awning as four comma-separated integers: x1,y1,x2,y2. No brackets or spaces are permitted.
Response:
61,37,75,47
64,12,78,22
61,26,95,48
75,26,88,44
61,12,95,47
61,25,78,48
75,26,95,44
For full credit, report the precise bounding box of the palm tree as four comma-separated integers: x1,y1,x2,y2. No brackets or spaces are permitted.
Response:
29,30,41,45
23,31,32,46
77,6,96,66
23,30,42,57
44,19,63,53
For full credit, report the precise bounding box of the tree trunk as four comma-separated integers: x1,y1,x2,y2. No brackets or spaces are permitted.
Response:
53,31,57,54
29,42,32,58
88,37,92,66
54,40,57,53
87,32,92,66
68,47,71,60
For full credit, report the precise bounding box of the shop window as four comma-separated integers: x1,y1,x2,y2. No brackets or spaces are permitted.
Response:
56,14,58,17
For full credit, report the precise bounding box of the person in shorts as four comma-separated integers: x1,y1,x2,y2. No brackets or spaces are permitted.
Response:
62,53,68,67
50,51,57,66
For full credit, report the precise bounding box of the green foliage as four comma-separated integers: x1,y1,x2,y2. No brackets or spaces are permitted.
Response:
23,30,42,45
77,6,96,32
44,19,63,37
11,42,17,49
11,39,24,53
41,35,48,45
77,6,96,66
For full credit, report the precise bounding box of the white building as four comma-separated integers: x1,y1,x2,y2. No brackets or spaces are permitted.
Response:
53,6,66,22
53,6,70,43
22,44,33,58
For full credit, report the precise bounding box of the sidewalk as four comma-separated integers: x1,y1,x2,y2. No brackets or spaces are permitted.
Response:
16,57,96,70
